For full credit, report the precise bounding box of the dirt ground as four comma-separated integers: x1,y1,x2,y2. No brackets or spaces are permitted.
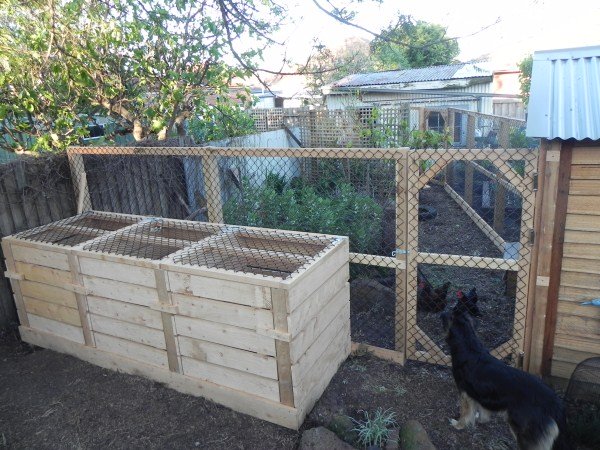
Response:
350,183,518,353
0,332,522,450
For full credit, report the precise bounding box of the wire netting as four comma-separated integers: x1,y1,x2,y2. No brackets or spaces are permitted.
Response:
4,106,538,364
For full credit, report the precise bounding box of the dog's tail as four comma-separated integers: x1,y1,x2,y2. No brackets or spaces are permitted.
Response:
553,420,572,450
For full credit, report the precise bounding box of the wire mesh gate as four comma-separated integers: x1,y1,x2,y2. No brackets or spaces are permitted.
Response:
66,145,538,367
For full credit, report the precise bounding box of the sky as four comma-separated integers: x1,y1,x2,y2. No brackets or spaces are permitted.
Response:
263,0,600,70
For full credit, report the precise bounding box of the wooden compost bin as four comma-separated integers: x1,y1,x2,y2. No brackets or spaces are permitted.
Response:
2,211,350,429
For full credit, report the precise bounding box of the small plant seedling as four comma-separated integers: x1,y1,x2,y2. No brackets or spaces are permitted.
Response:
370,384,388,394
348,359,367,373
394,386,407,397
351,408,397,448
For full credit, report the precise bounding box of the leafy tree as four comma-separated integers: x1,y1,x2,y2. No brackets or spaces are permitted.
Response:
370,15,460,70
304,37,374,101
518,54,533,107
0,0,283,152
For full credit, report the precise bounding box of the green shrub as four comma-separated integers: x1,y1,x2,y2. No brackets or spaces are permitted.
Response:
223,173,383,254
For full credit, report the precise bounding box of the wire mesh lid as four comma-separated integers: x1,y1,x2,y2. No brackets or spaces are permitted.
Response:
82,217,225,261
172,227,340,280
10,211,141,247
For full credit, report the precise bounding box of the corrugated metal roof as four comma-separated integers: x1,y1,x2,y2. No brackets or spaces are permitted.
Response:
330,63,491,88
526,45,600,140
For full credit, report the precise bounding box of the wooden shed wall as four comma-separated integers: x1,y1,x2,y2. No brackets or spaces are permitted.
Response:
551,146,600,378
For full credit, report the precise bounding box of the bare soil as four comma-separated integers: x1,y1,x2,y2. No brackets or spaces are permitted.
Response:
350,183,518,354
0,332,522,450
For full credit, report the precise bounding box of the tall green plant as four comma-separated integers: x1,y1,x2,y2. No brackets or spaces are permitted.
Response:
224,174,383,254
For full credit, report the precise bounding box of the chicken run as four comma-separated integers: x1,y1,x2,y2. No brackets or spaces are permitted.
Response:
350,183,518,355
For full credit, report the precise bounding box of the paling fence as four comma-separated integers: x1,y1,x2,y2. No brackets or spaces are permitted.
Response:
0,156,76,327
66,141,538,366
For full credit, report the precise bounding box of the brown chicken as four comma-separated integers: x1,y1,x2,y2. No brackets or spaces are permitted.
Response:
417,269,451,313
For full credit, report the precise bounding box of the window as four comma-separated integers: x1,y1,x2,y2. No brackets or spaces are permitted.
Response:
427,111,445,133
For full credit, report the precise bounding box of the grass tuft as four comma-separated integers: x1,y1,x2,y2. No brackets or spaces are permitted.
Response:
351,408,397,448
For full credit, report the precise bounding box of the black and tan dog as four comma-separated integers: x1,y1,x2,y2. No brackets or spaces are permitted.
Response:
441,303,570,450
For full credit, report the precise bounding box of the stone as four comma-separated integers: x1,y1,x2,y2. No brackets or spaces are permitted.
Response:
327,414,358,444
399,420,436,450
385,428,399,450
299,427,356,450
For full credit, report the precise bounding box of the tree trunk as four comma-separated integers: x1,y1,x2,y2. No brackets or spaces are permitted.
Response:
132,120,145,141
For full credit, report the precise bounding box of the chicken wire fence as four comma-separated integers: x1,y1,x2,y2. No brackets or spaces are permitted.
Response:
64,141,538,367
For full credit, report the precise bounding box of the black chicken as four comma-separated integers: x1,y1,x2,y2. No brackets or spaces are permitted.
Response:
457,287,482,317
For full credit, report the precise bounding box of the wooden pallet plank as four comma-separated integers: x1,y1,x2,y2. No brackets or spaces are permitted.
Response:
14,261,72,286
87,295,163,329
23,297,81,327
27,314,85,343
294,320,350,411
571,147,600,165
178,336,278,379
168,272,271,309
78,257,157,288
565,213,600,232
174,315,276,356
181,356,280,402
173,293,273,331
10,244,70,271
82,275,159,307
287,239,349,312
94,333,169,368
20,280,77,308
287,264,348,336
90,314,167,349
271,288,294,407
289,285,349,364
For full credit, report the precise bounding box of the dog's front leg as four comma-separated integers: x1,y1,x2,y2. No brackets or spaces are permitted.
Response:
449,392,477,430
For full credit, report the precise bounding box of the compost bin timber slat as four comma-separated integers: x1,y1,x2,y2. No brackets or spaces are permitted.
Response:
2,211,350,429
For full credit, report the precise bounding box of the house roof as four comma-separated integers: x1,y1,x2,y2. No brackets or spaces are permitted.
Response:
329,63,492,88
526,45,600,140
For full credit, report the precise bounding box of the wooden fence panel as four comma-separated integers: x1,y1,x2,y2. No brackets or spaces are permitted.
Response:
0,155,76,328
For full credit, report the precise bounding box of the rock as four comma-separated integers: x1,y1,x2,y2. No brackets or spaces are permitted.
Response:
399,420,436,450
385,428,399,450
299,427,356,450
327,414,358,444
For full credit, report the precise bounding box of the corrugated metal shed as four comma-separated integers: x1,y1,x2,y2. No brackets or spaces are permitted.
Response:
526,45,600,140
331,63,491,87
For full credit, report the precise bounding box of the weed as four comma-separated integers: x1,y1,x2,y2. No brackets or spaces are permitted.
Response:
393,386,407,397
351,408,397,448
348,359,367,373
370,384,388,394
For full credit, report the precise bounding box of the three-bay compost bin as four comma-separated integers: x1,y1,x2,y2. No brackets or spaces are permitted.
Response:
2,211,350,429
